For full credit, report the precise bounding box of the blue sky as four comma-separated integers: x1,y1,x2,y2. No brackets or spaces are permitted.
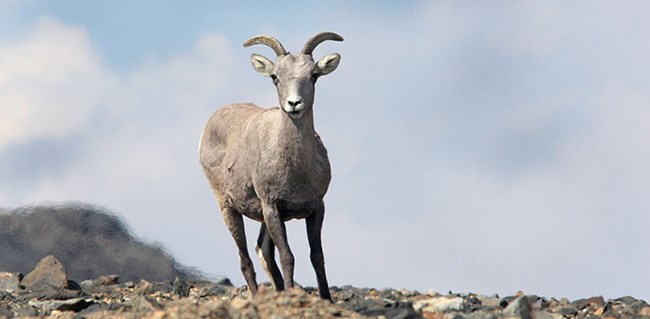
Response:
1,1,649,300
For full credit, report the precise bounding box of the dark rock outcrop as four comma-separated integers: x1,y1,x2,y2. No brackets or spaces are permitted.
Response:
0,203,199,282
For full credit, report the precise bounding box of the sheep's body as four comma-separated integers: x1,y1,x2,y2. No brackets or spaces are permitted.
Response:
199,33,342,300
200,103,331,222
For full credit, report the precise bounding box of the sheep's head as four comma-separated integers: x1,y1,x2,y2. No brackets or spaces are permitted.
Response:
244,32,343,119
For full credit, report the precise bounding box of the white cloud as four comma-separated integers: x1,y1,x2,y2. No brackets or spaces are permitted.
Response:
0,17,114,150
0,16,249,276
17,29,244,276
485,2,565,57
298,1,650,299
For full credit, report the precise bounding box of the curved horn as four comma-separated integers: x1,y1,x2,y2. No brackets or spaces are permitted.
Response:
302,32,344,55
243,35,287,56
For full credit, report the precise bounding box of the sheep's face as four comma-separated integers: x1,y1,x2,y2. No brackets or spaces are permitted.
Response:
250,53,340,119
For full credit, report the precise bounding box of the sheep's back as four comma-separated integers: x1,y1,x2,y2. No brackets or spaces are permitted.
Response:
199,103,263,193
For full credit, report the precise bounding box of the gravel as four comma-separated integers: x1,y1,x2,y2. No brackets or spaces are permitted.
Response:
0,256,648,319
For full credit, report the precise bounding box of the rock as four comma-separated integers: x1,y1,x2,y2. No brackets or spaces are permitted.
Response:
67,280,82,291
217,277,233,286
559,297,570,305
78,302,111,315
1,273,649,319
22,255,69,290
624,299,650,317
250,289,363,319
229,296,250,310
13,308,38,317
0,272,22,292
502,295,532,319
556,306,578,317
133,279,154,295
127,295,162,312
600,301,616,317
80,279,97,289
614,296,639,305
173,276,190,297
478,295,502,309
151,280,174,295
0,306,11,318
464,294,483,312
93,274,120,286
500,295,516,308
526,295,548,310
16,288,83,301
532,310,564,319
79,279,117,295
572,296,605,310
639,306,650,316
361,301,420,319
192,281,236,298
347,297,385,313
413,296,465,313
28,297,94,312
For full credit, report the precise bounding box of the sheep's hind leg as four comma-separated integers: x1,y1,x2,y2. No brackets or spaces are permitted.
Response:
306,202,332,300
262,203,295,290
255,223,285,290
221,207,258,295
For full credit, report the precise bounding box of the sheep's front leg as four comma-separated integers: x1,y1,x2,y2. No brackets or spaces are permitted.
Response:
306,202,332,300
221,207,258,295
262,203,295,290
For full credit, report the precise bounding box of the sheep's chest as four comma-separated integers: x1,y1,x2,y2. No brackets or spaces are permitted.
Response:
236,110,331,215
254,146,329,201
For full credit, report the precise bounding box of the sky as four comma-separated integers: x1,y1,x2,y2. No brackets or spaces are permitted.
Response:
1,1,649,301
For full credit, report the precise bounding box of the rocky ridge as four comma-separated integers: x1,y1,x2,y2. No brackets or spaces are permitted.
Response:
1,256,648,319
0,204,196,283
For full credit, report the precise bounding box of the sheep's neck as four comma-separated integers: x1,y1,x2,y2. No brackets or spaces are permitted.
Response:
276,109,316,161
280,106,314,134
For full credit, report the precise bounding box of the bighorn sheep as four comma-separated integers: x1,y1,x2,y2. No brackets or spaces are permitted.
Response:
199,32,342,300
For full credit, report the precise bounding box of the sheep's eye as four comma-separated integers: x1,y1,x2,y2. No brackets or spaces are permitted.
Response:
271,74,279,86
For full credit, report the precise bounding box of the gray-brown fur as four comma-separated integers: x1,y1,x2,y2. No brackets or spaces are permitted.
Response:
199,33,343,300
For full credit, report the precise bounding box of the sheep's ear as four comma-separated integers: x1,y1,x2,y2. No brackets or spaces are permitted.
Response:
316,53,340,76
251,54,274,77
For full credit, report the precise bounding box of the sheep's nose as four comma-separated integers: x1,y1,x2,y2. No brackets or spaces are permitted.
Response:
288,98,302,107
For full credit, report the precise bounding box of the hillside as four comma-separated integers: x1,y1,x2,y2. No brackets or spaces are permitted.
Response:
0,203,197,282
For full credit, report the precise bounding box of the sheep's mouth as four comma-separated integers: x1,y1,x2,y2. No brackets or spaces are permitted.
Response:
286,109,305,118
